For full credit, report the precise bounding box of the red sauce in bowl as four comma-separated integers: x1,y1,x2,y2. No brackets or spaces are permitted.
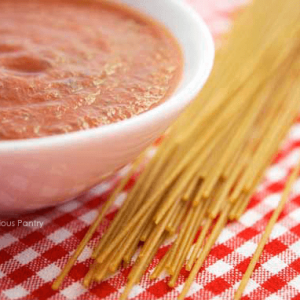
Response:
0,0,183,140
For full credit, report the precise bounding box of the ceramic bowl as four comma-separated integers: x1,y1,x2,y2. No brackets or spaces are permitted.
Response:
0,0,214,212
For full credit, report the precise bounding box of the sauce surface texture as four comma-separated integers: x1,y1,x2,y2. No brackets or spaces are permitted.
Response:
0,0,183,140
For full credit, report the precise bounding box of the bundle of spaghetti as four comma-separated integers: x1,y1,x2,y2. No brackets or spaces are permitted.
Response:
52,0,300,298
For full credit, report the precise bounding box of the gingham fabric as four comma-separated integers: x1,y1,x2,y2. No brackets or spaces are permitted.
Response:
1,1,300,299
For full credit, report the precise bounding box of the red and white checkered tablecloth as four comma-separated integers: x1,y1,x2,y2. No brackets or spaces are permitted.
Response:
1,1,300,299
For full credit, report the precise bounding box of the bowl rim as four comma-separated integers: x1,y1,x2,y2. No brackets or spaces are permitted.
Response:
0,0,214,152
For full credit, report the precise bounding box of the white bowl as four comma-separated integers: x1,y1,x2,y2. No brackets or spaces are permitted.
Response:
0,0,214,213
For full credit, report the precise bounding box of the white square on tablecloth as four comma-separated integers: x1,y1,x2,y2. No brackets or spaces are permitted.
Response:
269,223,288,239
262,256,287,274
128,285,145,298
265,166,287,183
88,182,112,197
0,234,18,251
14,248,39,265
236,241,257,257
0,269,5,279
3,285,29,300
290,239,300,256
289,207,300,222
288,124,300,141
114,192,127,207
207,260,233,277
239,210,262,227
280,150,300,169
216,227,235,244
265,294,283,300
234,278,259,295
77,246,93,262
48,228,72,244
79,210,98,225
37,263,61,282
186,282,203,297
289,275,300,292
61,281,87,299
263,194,281,209
292,178,300,194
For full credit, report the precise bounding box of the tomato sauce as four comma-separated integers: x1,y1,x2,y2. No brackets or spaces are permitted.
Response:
0,0,183,140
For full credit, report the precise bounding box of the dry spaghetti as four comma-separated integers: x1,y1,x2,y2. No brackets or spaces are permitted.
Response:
52,0,300,299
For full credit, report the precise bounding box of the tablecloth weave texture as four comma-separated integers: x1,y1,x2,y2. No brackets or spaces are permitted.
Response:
1,1,300,299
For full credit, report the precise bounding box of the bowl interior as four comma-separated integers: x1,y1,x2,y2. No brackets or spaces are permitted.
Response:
121,0,211,97
0,0,214,151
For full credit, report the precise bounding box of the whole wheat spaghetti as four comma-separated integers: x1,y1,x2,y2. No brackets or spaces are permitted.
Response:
53,0,300,298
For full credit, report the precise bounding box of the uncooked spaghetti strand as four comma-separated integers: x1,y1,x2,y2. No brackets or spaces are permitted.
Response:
235,191,255,220
245,100,300,191
150,249,170,279
182,177,199,201
83,261,98,287
134,233,167,284
91,196,133,258
178,203,231,300
222,74,284,179
108,209,154,272
225,56,296,184
209,149,250,218
94,222,149,282
97,174,173,264
230,88,298,202
153,174,194,224
138,201,177,260
235,112,299,220
141,152,184,239
179,27,297,143
92,171,146,258
168,200,204,275
168,204,191,237
93,258,112,282
206,181,225,218
96,194,160,263
165,206,195,270
140,221,156,241
201,82,273,199
242,60,300,192
154,118,235,224
168,215,203,287
52,153,145,290
138,199,181,258
222,146,243,179
166,200,187,233
100,143,174,251
229,194,247,220
199,126,235,180
171,93,247,180
121,235,166,300
243,95,300,194
178,197,212,272
135,141,178,204
234,156,300,300
182,19,300,146
197,0,296,97
121,214,174,300
234,111,297,220
186,218,213,271
123,235,141,263
172,198,209,277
